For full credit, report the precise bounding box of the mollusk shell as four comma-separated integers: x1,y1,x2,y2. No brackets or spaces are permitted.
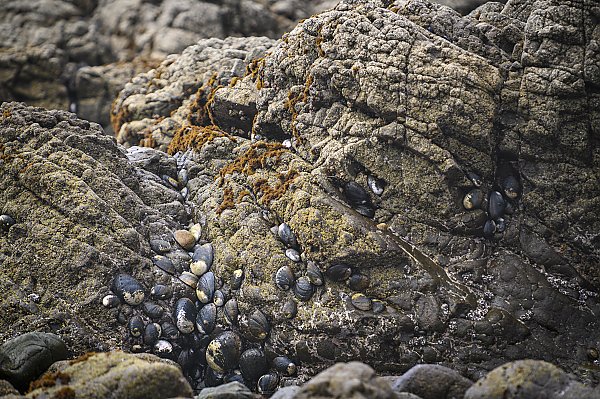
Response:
282,299,297,319
285,248,301,262
351,293,372,311
152,255,176,275
306,261,324,286
224,298,239,326
372,299,385,313
0,214,16,231
189,223,202,241
142,301,164,320
463,189,484,210
230,269,244,290
128,315,145,337
326,264,352,282
206,331,242,373
102,294,120,308
483,219,496,238
348,273,370,291
191,243,213,276
150,239,171,254
213,290,225,307
467,172,482,187
196,302,217,334
343,181,370,206
273,356,297,376
275,265,295,290
239,348,268,382
488,191,506,220
143,322,161,345
502,175,521,199
277,223,298,248
160,322,179,340
293,276,314,302
257,373,279,395
245,309,270,341
196,271,215,304
367,175,384,195
175,298,197,334
112,273,145,306
153,339,173,355
179,271,199,288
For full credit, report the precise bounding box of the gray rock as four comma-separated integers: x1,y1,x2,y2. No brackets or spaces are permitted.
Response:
464,360,600,399
287,362,398,399
0,379,20,396
27,352,193,399
0,332,68,391
195,381,256,399
270,386,302,399
391,364,473,399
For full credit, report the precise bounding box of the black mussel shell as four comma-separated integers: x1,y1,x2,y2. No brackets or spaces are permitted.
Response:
0,214,16,231
351,293,372,311
257,373,279,395
142,301,164,320
175,298,197,334
128,315,145,337
496,218,506,233
151,284,172,300
275,265,295,290
102,294,120,308
488,191,506,220
204,367,224,387
163,174,180,189
196,303,217,334
245,310,270,341
191,243,213,276
504,201,515,215
206,331,242,374
177,348,194,370
285,248,301,262
372,299,386,313
213,290,225,307
326,263,352,282
343,181,370,206
153,339,173,356
277,223,298,248
293,276,314,302
161,322,179,340
348,273,370,291
112,273,145,306
179,271,199,288
150,239,171,254
306,261,324,286
230,269,244,290
463,188,484,210
273,356,297,376
467,172,483,187
196,271,215,304
367,174,385,195
178,168,188,186
483,219,496,238
282,299,297,319
143,322,161,345
224,298,239,326
240,348,268,382
502,175,521,199
152,255,176,275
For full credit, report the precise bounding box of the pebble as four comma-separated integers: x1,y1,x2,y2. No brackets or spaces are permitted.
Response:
174,229,196,251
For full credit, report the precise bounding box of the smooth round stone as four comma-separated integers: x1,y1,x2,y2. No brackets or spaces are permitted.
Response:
174,230,196,251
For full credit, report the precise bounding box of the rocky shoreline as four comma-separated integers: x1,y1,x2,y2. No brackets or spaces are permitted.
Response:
1,0,600,398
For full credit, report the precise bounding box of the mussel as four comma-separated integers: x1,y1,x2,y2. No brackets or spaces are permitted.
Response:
191,243,213,276
245,309,270,341
196,271,215,304
112,273,145,306
257,373,279,395
273,356,297,376
174,298,197,334
196,303,217,334
239,348,268,382
306,261,324,286
206,331,242,373
326,264,352,282
275,265,295,290
293,276,314,302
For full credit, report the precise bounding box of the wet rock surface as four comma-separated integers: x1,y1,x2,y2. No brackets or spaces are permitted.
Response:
390,364,473,399
0,333,68,392
1,0,600,397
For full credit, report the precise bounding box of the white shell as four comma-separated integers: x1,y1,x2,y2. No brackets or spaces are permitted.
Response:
153,339,173,354
102,294,120,308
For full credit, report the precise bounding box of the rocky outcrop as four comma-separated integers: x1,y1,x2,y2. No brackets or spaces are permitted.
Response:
1,0,600,395
110,0,600,386
0,0,335,133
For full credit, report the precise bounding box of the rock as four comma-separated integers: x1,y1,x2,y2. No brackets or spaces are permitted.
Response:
195,381,256,399
270,386,302,399
464,360,600,399
391,364,473,399
27,351,193,399
286,362,398,399
173,229,196,251
0,332,68,391
0,379,19,396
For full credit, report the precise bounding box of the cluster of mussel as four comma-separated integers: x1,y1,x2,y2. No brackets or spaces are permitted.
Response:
333,174,385,218
462,172,521,238
273,222,386,314
101,151,298,394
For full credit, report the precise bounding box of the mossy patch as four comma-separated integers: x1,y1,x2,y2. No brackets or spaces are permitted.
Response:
167,124,237,155
28,371,71,392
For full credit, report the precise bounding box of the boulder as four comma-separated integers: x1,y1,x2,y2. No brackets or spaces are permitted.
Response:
26,352,192,399
390,364,473,399
0,333,68,392
464,360,600,399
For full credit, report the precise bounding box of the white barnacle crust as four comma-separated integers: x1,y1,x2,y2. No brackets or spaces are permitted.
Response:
177,309,195,334
123,290,145,305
